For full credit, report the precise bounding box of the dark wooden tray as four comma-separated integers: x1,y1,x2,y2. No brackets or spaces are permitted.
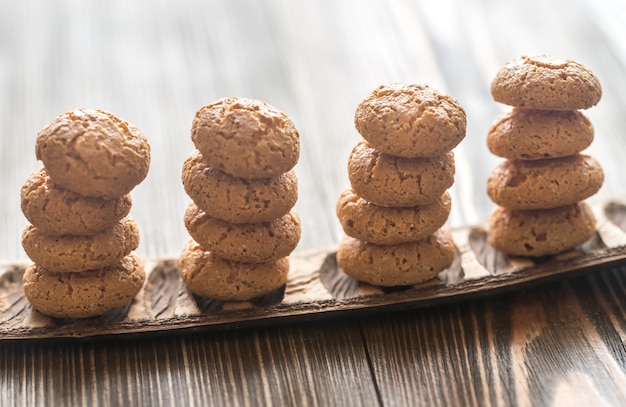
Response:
3,198,626,340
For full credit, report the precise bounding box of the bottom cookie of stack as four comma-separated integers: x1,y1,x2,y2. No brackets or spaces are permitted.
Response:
23,254,146,319
178,240,289,301
487,202,597,257
337,229,456,287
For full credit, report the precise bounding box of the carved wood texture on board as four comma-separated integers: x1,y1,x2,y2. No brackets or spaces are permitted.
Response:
2,199,626,340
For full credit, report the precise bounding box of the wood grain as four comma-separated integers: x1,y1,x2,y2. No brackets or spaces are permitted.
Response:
1,0,626,405
7,271,625,407
360,268,626,407
0,318,378,407
2,198,626,340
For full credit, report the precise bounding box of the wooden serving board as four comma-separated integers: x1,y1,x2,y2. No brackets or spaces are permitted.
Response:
3,198,626,340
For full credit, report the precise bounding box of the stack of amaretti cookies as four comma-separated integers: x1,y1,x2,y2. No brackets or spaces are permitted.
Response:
336,83,466,287
486,55,604,256
21,108,151,318
179,97,301,301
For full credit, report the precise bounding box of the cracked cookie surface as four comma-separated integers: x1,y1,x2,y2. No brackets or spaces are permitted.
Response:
191,97,300,179
178,239,289,301
487,108,594,160
184,202,301,263
21,217,140,272
336,229,456,287
348,140,454,207
487,202,597,257
490,55,602,110
182,151,298,223
354,83,466,158
21,167,132,236
336,188,451,245
23,253,145,319
487,154,604,210
35,108,151,199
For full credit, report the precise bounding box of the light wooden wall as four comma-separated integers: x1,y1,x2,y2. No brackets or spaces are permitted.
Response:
1,0,625,261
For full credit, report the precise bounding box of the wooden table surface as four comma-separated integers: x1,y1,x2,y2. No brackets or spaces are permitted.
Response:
2,0,626,405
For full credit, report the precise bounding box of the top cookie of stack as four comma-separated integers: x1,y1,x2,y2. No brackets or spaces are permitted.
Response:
20,108,150,318
336,83,465,287
486,55,603,256
179,97,301,301
490,55,601,111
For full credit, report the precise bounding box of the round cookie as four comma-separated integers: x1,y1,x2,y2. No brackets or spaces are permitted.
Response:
178,239,289,301
354,83,466,158
487,108,594,160
21,167,132,236
22,217,140,272
491,55,602,110
35,108,151,199
184,202,301,263
191,97,300,179
487,203,597,257
22,253,146,319
348,140,455,207
336,188,451,245
487,154,604,210
336,229,456,287
182,151,298,223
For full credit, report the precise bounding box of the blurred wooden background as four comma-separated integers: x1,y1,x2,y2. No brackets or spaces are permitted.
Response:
1,0,625,262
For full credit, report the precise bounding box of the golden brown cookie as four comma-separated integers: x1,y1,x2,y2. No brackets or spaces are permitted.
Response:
487,108,594,160
21,217,140,272
336,188,451,245
184,202,301,263
348,140,455,207
182,150,298,223
354,83,466,158
491,55,602,110
20,167,132,236
487,203,597,257
336,229,456,287
178,239,289,301
191,97,300,179
22,253,145,319
35,108,151,199
487,154,603,210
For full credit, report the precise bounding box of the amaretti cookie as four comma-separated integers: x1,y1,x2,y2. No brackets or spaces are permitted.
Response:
178,240,289,301
336,229,456,287
354,83,466,158
337,82,463,288
487,108,594,160
21,217,140,272
491,55,602,110
21,167,132,236
487,154,604,210
191,97,300,179
184,202,301,263
35,108,151,199
179,98,301,302
336,188,451,245
348,140,455,207
486,55,603,257
23,254,146,319
182,151,298,223
487,203,597,257
22,108,149,319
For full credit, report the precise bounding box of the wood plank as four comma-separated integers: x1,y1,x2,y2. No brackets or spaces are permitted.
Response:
359,267,626,406
2,198,626,340
0,318,378,407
